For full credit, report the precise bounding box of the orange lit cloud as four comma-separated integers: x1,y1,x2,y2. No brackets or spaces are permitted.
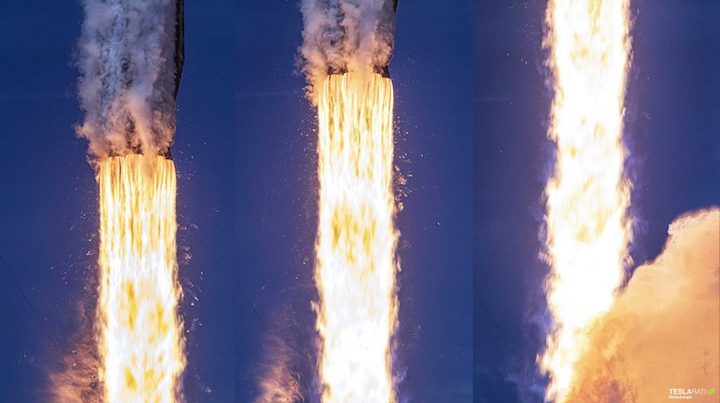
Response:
568,208,720,402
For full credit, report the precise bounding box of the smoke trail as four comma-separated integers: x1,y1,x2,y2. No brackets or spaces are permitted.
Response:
255,333,304,403
299,0,397,99
76,0,183,158
566,208,720,402
253,304,308,403
49,300,102,403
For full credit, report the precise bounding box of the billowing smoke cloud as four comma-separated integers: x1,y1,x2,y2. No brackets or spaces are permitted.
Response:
300,0,397,98
77,0,183,159
566,208,720,402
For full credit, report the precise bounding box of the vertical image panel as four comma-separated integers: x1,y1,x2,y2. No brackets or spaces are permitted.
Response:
0,1,236,402
474,1,720,402
236,1,473,401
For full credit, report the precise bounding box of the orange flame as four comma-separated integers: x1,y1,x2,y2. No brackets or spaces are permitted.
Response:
541,1,632,401
97,154,185,402
314,72,398,402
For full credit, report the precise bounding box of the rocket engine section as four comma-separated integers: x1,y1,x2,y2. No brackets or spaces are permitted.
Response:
325,0,399,78
83,0,185,158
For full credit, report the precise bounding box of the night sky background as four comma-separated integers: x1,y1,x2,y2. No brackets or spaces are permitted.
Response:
1,1,718,402
475,1,720,402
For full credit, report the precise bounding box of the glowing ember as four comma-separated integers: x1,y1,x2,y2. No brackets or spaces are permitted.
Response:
97,154,185,402
541,1,632,401
314,72,398,402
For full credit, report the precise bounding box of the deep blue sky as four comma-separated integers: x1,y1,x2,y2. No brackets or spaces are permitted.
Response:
0,1,235,401
236,1,473,402
475,1,720,402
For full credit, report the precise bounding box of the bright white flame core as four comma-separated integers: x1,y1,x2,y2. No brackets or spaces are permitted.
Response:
541,1,632,401
315,72,398,403
97,154,185,402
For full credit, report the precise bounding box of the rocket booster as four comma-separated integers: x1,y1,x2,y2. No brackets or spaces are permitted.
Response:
173,0,185,98
327,0,398,78
108,0,184,159
165,0,184,160
379,0,399,77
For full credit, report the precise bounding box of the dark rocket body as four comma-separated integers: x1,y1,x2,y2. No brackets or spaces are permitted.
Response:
377,0,398,77
173,0,185,99
165,0,184,160
112,0,184,159
327,0,398,78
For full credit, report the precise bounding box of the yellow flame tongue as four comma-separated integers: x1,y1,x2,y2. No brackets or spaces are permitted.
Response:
97,154,185,402
541,1,632,401
314,72,398,403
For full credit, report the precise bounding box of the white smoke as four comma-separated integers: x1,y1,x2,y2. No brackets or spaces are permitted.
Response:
77,0,181,159
300,0,396,99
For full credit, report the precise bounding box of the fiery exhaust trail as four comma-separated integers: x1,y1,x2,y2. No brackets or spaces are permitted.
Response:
97,154,185,402
58,0,186,400
315,72,398,402
298,1,399,400
541,1,632,401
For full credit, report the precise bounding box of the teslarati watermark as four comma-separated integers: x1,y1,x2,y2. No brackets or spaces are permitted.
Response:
668,387,717,400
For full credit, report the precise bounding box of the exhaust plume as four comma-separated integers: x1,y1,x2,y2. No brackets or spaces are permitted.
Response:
96,155,185,402
300,0,397,99
313,73,398,402
540,1,632,400
567,208,720,402
76,0,183,158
